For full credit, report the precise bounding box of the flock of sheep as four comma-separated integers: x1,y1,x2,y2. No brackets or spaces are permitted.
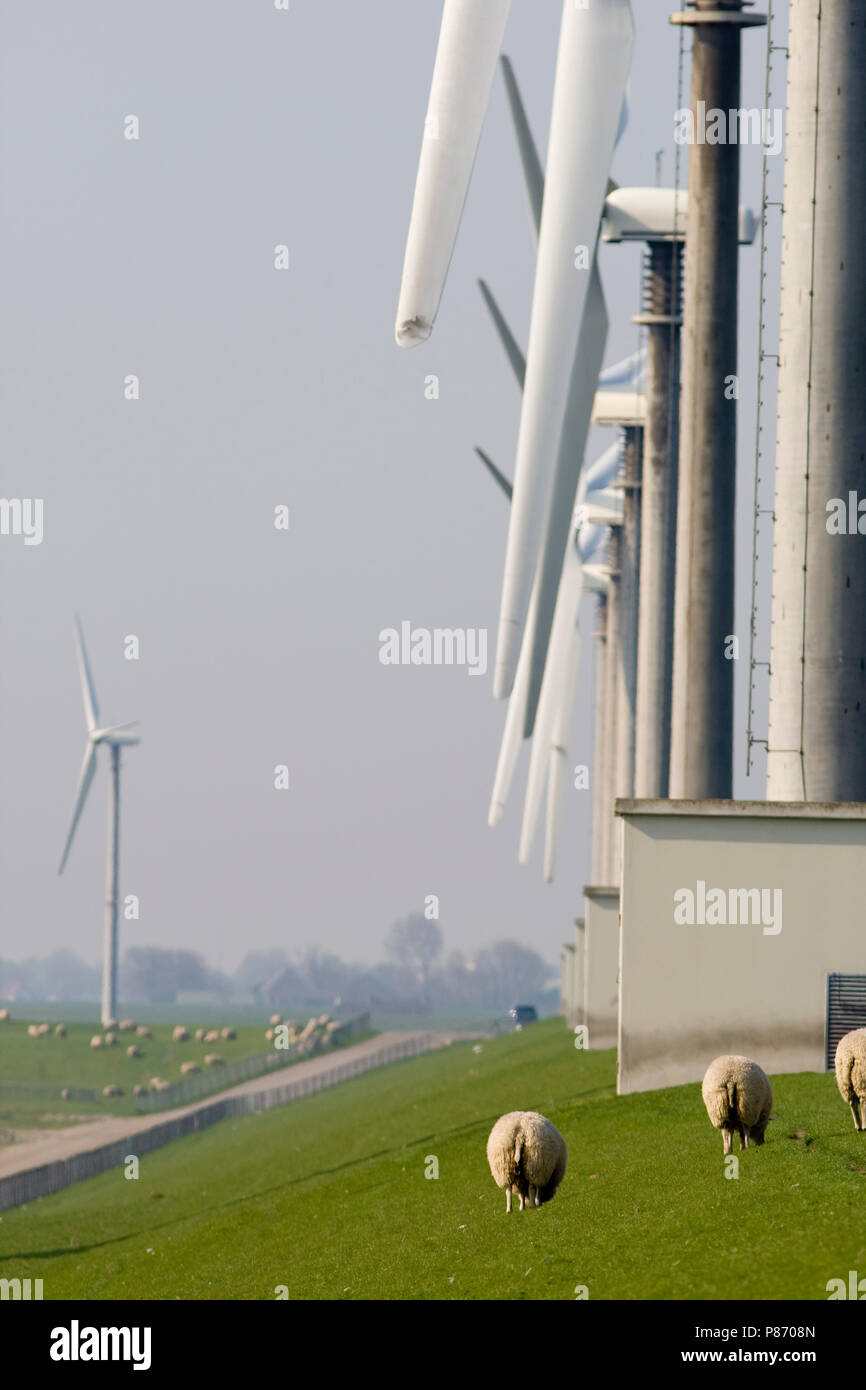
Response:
486,1029,866,1212
7,1013,242,1100
2,1009,346,1102
264,1012,343,1057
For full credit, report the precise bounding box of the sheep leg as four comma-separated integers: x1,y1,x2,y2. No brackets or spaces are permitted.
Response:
528,1184,536,1209
860,1100,866,1131
722,1128,732,1156
850,1100,862,1131
741,1126,750,1151
506,1188,512,1214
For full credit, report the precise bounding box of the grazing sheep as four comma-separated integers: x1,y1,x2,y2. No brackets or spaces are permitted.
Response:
172,1025,190,1042
203,1029,220,1043
60,1087,72,1100
149,1076,165,1090
486,1111,567,1213
269,1012,281,1026
38,1023,51,1036
102,1084,123,1098
0,1008,9,1021
55,1024,67,1038
119,1018,136,1032
105,1018,119,1031
834,1028,866,1130
195,1028,206,1041
153,1079,171,1092
180,1061,201,1075
136,1025,152,1039
221,1027,237,1041
265,1028,275,1041
104,1031,118,1046
204,1054,223,1067
27,1024,38,1037
90,1035,104,1049
133,1084,146,1097
701,1055,773,1154
126,1044,142,1059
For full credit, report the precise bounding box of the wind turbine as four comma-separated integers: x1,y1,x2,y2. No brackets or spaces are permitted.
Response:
58,617,139,1027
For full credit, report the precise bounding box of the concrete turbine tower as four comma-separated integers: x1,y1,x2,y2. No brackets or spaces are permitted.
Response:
766,0,866,800
668,0,766,798
58,618,140,1027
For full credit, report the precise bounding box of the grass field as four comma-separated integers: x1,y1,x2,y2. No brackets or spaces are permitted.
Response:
0,1017,370,1131
1,1018,863,1300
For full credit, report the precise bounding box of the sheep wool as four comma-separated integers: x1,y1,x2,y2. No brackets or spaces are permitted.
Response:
701,1055,772,1154
486,1111,567,1213
834,1028,866,1131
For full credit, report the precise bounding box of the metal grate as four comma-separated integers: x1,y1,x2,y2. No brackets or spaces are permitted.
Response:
826,974,866,1070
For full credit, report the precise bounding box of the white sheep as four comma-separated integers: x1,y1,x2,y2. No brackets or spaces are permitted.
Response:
104,1030,118,1046
203,1029,220,1043
701,1054,773,1154
834,1028,866,1130
136,1025,152,1039
486,1111,567,1213
269,1012,281,1026
119,1018,137,1032
195,1027,206,1041
204,1054,223,1067
126,1044,142,1059
0,1008,9,1021
172,1025,190,1042
102,1084,123,1099
90,1034,104,1049
221,1027,237,1041
55,1023,67,1038
181,1060,201,1075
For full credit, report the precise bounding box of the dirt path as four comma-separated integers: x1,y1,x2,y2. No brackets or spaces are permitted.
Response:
0,1030,449,1183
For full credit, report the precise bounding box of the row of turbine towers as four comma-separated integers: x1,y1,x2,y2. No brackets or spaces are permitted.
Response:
393,0,866,909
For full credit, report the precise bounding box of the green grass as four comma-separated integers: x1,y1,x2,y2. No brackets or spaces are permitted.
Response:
0,1017,351,1130
0,1018,863,1300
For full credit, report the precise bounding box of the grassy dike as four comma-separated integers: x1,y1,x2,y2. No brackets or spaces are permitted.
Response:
0,1019,862,1300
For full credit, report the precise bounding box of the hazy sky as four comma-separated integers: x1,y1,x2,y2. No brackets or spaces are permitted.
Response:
0,1,784,974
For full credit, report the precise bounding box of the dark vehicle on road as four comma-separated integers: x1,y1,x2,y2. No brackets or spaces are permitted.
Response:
509,1004,538,1027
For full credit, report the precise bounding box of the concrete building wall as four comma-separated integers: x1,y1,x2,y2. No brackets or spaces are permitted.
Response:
560,921,585,1030
617,800,866,1094
583,887,620,1048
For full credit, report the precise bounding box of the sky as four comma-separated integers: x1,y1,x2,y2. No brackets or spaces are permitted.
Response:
0,0,785,974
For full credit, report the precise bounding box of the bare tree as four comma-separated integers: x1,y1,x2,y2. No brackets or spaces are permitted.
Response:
385,914,444,1010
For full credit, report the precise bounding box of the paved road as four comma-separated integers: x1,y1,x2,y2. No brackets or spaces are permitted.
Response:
0,1030,451,1183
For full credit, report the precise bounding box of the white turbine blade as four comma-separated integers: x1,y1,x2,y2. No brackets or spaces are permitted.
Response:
522,255,608,736
518,542,585,864
58,742,98,874
395,0,511,347
543,624,583,882
579,438,624,502
474,447,513,501
500,55,544,238
477,279,526,388
74,615,99,732
493,0,633,698
488,577,538,827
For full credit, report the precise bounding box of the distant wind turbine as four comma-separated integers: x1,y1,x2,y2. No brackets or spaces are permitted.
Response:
58,617,139,1026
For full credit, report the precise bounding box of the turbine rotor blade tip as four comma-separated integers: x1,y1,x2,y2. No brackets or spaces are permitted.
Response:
396,316,432,348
